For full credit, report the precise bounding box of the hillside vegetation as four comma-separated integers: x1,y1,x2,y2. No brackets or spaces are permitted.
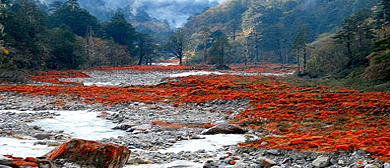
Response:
184,0,390,82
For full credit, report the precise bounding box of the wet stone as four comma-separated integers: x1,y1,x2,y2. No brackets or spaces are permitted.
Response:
250,164,261,168
338,159,345,166
201,124,246,135
113,123,135,130
0,156,12,165
267,149,280,155
258,157,277,167
364,164,379,168
312,156,330,168
34,133,53,140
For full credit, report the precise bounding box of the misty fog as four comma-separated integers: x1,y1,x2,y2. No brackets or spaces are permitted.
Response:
40,0,228,27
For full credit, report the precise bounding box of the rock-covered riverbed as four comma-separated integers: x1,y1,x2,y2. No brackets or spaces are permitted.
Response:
0,68,389,168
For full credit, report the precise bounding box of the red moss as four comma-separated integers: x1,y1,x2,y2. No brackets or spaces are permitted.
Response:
152,121,186,129
11,161,39,167
30,70,89,85
152,121,217,129
24,157,37,162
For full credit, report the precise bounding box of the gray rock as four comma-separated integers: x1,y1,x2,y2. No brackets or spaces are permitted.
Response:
258,157,277,167
203,160,218,168
34,133,52,140
296,160,305,164
232,161,246,168
127,158,153,165
250,164,261,168
267,149,280,155
201,124,246,135
113,123,135,130
364,164,378,168
0,165,12,168
384,163,390,168
312,156,330,168
0,155,12,165
338,160,345,166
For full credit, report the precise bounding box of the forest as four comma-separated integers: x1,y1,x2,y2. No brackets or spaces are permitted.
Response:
184,0,390,82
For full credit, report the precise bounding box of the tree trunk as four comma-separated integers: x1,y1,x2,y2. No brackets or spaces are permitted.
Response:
138,54,144,65
303,46,307,72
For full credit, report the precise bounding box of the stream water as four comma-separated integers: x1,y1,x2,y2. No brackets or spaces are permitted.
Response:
0,110,246,167
0,110,125,157
31,110,124,140
0,137,55,158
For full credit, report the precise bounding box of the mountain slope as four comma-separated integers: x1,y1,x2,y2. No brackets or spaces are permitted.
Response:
184,0,378,63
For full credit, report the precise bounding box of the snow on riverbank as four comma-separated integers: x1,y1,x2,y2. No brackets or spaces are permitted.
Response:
0,110,125,157
31,110,124,140
0,137,55,157
159,134,246,153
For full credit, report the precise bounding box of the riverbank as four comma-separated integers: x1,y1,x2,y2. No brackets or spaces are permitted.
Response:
0,64,389,168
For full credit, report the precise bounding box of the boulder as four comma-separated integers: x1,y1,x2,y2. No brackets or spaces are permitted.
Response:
112,123,135,131
311,156,329,168
364,164,379,168
47,139,130,168
0,155,12,165
258,157,277,167
34,133,53,140
201,124,246,135
0,156,41,168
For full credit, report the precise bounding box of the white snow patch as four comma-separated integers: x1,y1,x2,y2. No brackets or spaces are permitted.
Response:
0,137,55,157
260,73,294,76
159,134,246,153
170,71,224,78
124,160,202,168
152,62,179,66
83,82,123,86
31,111,124,140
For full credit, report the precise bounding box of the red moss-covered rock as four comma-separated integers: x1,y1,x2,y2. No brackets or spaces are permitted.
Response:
1,155,41,168
47,139,130,168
